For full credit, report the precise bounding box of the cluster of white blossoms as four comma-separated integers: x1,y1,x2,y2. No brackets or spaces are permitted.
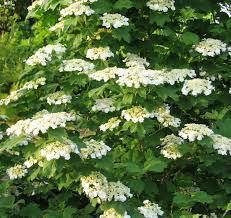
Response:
179,123,214,142
107,181,133,202
100,13,129,29
182,78,215,96
99,117,121,132
152,105,181,127
81,172,132,202
59,59,95,72
160,134,183,159
46,91,72,105
138,200,164,218
123,53,150,68
0,131,3,140
6,110,76,136
147,0,175,12
26,43,66,66
86,47,114,60
27,0,45,11
49,20,65,32
0,77,46,106
194,38,227,57
121,106,153,123
40,140,79,161
6,164,28,180
210,134,231,155
80,139,111,159
164,69,196,85
23,157,38,168
92,98,117,113
59,2,94,20
88,67,126,82
100,208,130,218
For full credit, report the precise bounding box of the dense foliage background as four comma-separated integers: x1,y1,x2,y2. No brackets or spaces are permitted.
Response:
0,0,230,217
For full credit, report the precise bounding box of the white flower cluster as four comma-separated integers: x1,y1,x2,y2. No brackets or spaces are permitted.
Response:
160,134,183,159
46,91,72,105
24,157,38,168
40,140,79,161
81,172,132,202
6,110,76,136
0,131,3,140
100,13,129,29
59,59,95,72
6,164,28,180
138,200,164,218
27,0,45,11
88,67,125,82
59,2,94,20
99,117,121,132
100,208,130,218
182,78,215,96
26,43,66,66
123,53,150,68
179,123,214,142
121,106,153,123
164,69,196,85
92,98,117,113
49,21,65,32
152,105,181,127
116,67,165,88
210,134,231,155
194,38,227,57
86,47,114,60
147,0,175,12
0,77,46,106
107,181,133,202
80,139,111,159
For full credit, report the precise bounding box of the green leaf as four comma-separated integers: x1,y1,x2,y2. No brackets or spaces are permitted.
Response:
0,196,15,209
149,14,171,27
20,204,42,218
112,27,131,43
114,0,134,9
143,158,167,173
0,135,26,153
180,32,200,45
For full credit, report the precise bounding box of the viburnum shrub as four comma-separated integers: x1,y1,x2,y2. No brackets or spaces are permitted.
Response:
0,0,231,217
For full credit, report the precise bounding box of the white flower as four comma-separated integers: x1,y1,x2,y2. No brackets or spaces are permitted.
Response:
92,98,117,113
151,105,181,127
100,208,131,218
147,0,175,12
160,134,183,159
80,139,111,159
86,47,114,60
27,0,45,11
59,59,95,72
26,44,66,66
181,78,215,96
0,131,3,140
194,38,227,57
49,21,65,32
6,110,76,136
210,134,231,155
121,106,153,123
123,53,150,68
59,2,94,20
88,67,125,82
6,165,28,180
23,157,38,168
81,172,109,202
0,77,46,106
41,140,79,161
100,13,129,29
46,91,72,105
179,123,214,142
164,69,196,85
107,181,133,202
138,200,164,218
99,117,121,132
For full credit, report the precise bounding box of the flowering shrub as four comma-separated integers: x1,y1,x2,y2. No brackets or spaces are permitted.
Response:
0,0,231,217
